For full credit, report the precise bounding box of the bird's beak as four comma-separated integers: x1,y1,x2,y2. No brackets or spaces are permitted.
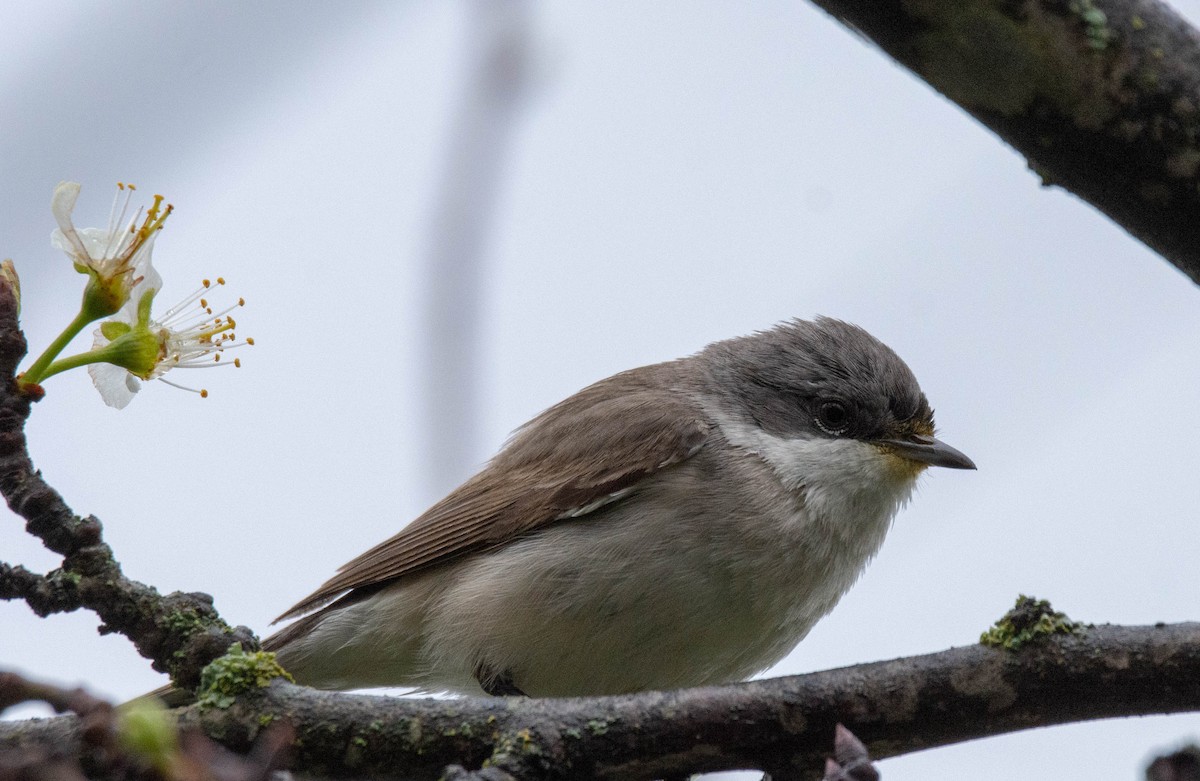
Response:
877,434,976,470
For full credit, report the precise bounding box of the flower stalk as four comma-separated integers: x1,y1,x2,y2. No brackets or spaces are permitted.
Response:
19,309,96,388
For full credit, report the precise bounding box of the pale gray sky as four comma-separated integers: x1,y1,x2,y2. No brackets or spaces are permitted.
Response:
2,3,1200,778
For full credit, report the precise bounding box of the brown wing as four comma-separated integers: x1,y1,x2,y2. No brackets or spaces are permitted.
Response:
273,364,710,623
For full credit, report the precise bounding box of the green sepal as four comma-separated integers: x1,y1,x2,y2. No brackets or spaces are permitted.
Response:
101,321,132,340
101,326,162,378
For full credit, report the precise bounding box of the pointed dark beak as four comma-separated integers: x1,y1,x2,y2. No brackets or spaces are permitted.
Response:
878,434,976,470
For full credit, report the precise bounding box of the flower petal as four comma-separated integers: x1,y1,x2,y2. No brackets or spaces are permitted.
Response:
50,181,90,260
133,246,162,298
88,359,141,409
50,181,80,231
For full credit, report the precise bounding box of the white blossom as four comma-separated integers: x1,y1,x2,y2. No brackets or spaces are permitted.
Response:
50,181,169,314
88,277,251,409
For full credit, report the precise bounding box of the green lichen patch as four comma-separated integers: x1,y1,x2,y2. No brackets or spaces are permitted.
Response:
1069,0,1115,51
54,569,83,586
196,643,293,708
980,594,1086,650
162,607,208,635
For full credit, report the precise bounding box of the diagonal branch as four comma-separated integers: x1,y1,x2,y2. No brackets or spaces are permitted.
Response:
0,280,257,689
806,0,1200,284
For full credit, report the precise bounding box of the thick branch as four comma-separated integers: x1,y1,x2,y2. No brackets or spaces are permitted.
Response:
3,623,1199,779
807,0,1200,284
0,281,257,688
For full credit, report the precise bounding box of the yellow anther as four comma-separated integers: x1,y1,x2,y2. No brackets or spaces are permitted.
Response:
202,279,211,288
200,299,208,308
234,358,242,368
246,337,255,346
238,297,245,306
135,195,172,241
200,389,209,398
216,277,225,285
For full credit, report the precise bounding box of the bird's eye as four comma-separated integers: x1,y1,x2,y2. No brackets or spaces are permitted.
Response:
816,400,851,436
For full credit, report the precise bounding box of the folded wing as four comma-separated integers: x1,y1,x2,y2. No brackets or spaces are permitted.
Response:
273,365,710,623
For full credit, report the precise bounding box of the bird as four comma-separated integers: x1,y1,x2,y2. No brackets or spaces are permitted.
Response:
263,317,975,697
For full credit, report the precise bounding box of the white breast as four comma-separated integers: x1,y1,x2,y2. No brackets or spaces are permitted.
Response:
714,413,919,547
706,411,920,637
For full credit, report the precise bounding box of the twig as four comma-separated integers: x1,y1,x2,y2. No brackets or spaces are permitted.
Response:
0,669,293,781
0,562,82,616
1147,743,1200,781
0,280,257,689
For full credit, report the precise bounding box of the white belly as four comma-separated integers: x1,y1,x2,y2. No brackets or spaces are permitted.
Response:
419,435,915,695
278,434,918,696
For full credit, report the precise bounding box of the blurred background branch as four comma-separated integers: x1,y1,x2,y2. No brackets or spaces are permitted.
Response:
420,0,536,497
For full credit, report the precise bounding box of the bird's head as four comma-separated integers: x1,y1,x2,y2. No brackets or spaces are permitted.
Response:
701,316,975,481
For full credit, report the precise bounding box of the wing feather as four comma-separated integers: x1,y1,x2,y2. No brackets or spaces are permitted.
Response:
274,365,709,622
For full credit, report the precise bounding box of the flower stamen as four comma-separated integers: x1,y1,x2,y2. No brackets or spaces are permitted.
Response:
83,277,252,408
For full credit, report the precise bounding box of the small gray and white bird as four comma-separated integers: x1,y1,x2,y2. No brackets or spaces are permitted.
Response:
266,317,974,697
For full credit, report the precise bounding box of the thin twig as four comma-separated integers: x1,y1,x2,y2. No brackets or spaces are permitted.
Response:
0,280,257,689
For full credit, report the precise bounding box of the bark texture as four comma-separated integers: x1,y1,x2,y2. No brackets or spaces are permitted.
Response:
0,281,257,690
4,623,1200,779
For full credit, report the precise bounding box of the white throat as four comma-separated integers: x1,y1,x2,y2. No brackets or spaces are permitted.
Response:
705,407,920,544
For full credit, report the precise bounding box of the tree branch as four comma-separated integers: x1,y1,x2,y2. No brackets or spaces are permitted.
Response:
0,562,82,616
4,622,1199,779
0,280,257,689
0,669,293,781
806,0,1200,284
